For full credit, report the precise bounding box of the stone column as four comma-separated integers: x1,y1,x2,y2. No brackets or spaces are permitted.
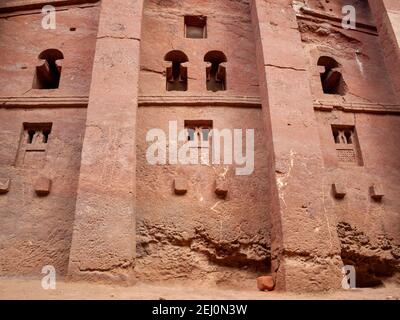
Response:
250,0,343,291
368,0,400,101
67,0,144,283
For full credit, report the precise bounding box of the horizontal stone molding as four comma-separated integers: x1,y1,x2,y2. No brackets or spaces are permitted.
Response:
0,96,89,108
314,100,400,115
0,0,98,13
3,96,398,114
0,95,262,108
138,95,262,108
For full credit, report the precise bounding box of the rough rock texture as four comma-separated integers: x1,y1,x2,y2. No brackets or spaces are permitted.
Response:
0,1,99,276
296,1,397,105
139,0,260,97
0,108,87,275
252,0,345,291
337,222,400,287
135,220,269,286
67,0,143,284
297,0,400,290
0,0,399,292
0,3,100,97
135,106,271,284
134,0,272,285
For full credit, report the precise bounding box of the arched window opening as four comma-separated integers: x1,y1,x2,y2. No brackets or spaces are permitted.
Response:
317,56,346,95
33,49,64,89
204,51,227,92
164,50,188,91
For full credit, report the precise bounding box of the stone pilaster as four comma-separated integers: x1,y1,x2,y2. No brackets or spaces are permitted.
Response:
251,0,343,292
67,0,144,284
369,0,400,101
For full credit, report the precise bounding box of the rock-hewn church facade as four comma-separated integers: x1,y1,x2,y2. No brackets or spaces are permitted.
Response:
0,0,399,291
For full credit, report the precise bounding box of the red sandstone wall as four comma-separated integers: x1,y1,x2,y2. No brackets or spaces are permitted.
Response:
304,0,374,24
300,0,400,241
136,0,270,285
316,110,400,240
136,106,271,284
0,0,398,290
316,111,400,285
0,108,87,276
0,3,100,97
0,3,100,276
139,0,260,97
297,1,397,104
298,0,400,286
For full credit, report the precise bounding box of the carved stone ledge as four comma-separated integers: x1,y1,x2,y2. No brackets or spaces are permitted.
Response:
0,96,89,108
174,178,187,195
34,177,52,196
0,178,10,194
138,95,262,108
0,0,99,14
313,101,400,115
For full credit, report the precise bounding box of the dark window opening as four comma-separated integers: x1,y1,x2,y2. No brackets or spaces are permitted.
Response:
43,129,51,143
184,120,213,146
318,56,347,95
165,50,188,91
344,130,353,144
184,15,207,39
331,125,363,166
332,127,354,145
33,49,64,89
204,51,227,92
23,123,53,147
27,130,35,144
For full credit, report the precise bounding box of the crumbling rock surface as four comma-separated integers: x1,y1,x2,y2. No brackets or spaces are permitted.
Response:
337,222,400,287
137,220,270,264
135,220,270,284
298,21,363,58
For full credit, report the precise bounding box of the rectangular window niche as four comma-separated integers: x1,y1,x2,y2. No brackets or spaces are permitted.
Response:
331,125,363,166
16,122,53,168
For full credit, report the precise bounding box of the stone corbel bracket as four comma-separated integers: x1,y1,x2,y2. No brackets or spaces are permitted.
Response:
0,178,10,194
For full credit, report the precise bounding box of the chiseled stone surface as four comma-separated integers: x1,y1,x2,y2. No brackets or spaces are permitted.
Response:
252,0,344,291
0,0,399,292
0,3,100,98
67,0,144,284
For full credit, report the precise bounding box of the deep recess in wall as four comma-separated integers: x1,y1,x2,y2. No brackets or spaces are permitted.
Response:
33,49,64,89
165,50,188,91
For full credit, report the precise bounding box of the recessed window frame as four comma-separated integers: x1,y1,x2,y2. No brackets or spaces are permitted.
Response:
331,124,363,166
184,15,207,39
33,49,64,90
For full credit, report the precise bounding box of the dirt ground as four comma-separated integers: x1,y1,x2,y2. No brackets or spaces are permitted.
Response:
0,277,399,300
